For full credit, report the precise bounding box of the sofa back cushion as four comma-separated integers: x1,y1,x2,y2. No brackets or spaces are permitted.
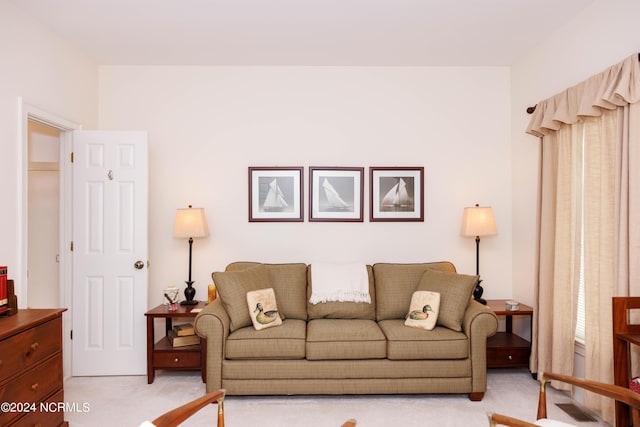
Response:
213,264,273,332
225,262,308,321
373,262,456,321
306,265,376,320
416,269,478,332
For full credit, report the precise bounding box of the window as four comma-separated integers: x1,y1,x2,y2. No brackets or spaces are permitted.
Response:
576,255,586,344
575,128,586,345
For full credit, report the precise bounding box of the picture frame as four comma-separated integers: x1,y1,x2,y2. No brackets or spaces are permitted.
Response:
370,167,424,222
248,167,304,222
309,167,364,222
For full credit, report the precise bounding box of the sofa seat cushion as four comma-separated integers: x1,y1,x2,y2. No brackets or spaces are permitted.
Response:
226,319,306,360
373,262,457,321
378,319,469,360
306,319,387,360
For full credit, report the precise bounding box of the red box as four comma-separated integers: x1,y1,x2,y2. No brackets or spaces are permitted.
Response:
0,266,7,314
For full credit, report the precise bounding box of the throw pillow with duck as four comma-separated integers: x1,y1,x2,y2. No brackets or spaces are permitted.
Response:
246,288,283,330
404,291,440,330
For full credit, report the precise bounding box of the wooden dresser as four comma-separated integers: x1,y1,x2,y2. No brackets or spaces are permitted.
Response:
612,296,640,427
0,309,67,427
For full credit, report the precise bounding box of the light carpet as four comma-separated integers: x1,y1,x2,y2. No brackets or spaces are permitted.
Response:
63,369,610,426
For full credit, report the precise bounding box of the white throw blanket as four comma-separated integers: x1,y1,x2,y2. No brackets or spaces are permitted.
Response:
309,262,371,304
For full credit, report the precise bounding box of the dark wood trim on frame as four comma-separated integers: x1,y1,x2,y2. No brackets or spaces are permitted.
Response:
309,166,364,222
369,166,424,222
248,166,304,222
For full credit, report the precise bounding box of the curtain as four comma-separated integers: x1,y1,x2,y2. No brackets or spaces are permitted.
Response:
582,111,616,421
527,53,640,424
532,124,582,392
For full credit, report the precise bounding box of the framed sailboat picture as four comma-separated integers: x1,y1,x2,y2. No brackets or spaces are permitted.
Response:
249,167,304,222
309,167,364,222
370,167,424,222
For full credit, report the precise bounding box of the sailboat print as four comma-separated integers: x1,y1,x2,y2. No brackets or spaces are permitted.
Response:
381,178,413,210
322,178,350,210
263,178,288,211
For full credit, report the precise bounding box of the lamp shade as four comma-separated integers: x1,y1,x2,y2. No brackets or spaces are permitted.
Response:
173,206,209,239
461,205,497,237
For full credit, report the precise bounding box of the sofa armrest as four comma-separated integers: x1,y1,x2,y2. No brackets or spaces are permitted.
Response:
194,299,230,392
462,300,499,395
462,300,498,337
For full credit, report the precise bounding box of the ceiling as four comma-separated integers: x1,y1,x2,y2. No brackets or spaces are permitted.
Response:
10,0,595,66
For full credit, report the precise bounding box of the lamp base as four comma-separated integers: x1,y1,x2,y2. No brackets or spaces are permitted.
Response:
180,281,198,305
473,279,487,305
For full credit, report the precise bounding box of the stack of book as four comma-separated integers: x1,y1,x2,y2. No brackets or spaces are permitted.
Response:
167,322,200,347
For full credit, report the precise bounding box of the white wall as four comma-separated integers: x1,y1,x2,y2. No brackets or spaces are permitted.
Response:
99,66,513,308
0,0,98,304
511,0,640,308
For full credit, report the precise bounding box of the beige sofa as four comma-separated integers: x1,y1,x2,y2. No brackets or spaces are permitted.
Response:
194,261,498,401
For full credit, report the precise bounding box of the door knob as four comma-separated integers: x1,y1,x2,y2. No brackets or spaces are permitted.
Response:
134,260,144,269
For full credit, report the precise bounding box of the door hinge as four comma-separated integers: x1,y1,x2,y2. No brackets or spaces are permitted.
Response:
70,330,73,340
70,152,74,163
70,241,74,251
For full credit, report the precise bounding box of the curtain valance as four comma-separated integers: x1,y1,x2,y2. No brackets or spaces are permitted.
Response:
526,53,640,137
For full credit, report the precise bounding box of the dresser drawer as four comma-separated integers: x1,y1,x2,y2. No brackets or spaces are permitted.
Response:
0,318,61,384
0,354,63,425
7,389,65,427
153,350,201,368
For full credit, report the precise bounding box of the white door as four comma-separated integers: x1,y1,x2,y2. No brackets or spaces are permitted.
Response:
72,130,148,376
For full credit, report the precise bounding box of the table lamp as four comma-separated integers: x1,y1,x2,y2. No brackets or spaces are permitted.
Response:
173,205,209,305
461,204,497,305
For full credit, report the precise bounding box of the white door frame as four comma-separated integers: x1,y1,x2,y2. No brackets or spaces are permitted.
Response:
18,98,82,378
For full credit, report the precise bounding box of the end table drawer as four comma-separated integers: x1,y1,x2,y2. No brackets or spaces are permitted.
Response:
487,347,529,367
153,351,201,368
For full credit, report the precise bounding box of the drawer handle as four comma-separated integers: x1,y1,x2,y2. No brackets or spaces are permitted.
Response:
508,355,513,360
174,357,180,363
31,383,39,391
25,342,39,358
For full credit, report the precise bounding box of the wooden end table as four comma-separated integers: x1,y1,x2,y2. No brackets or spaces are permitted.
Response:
145,301,207,384
486,299,533,369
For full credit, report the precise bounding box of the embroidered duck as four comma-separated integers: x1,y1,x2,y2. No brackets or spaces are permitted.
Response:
254,302,278,325
408,304,433,320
